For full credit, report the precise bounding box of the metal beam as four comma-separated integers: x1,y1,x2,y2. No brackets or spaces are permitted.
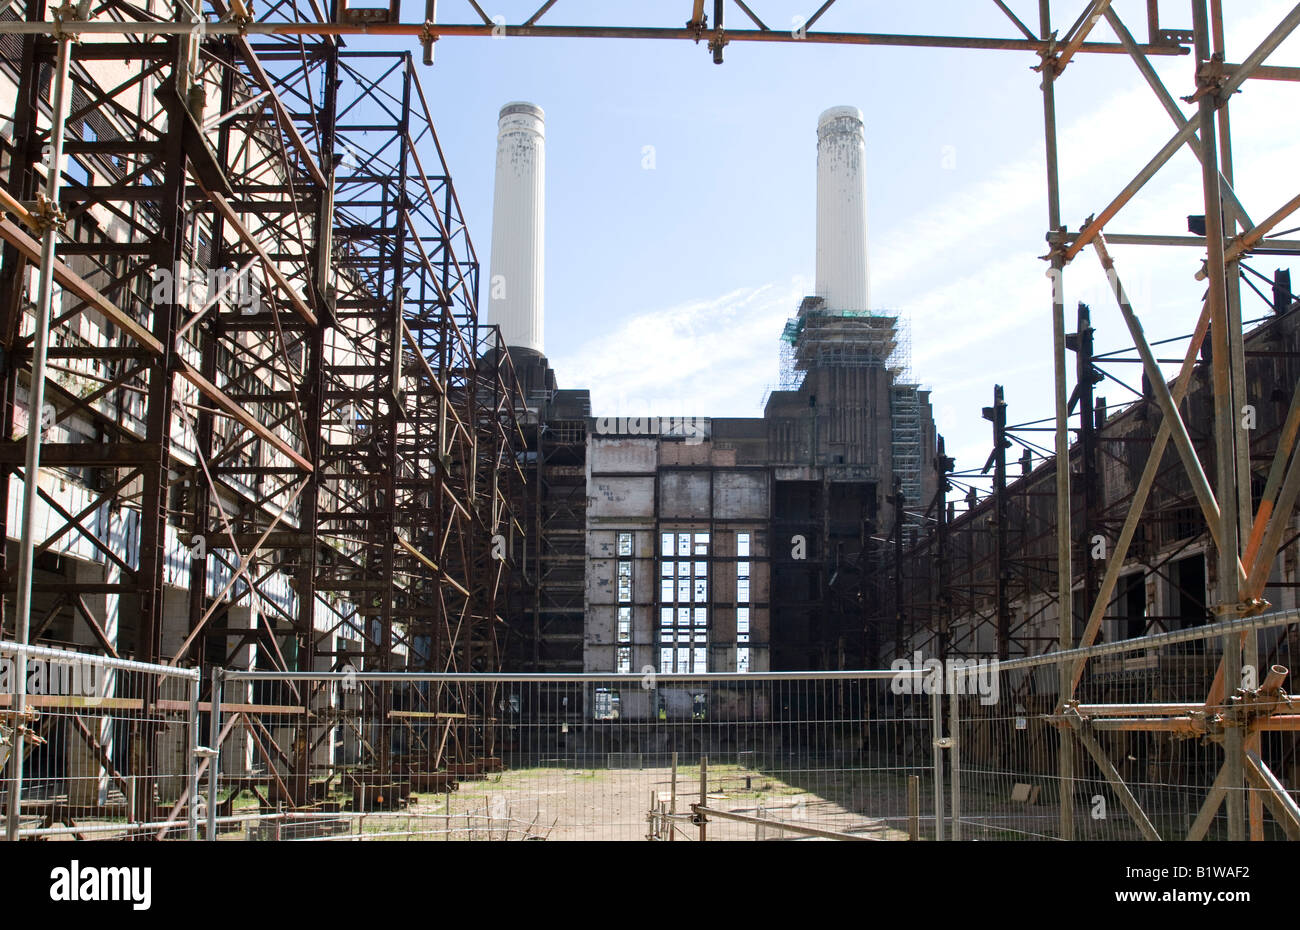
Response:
1065,709,1161,840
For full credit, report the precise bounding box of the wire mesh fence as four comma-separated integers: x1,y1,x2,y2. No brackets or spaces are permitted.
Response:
207,670,940,841
952,609,1300,841
4,609,1298,841
0,641,202,840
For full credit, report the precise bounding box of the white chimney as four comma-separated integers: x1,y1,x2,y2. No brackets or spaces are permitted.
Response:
815,106,869,313
488,101,545,354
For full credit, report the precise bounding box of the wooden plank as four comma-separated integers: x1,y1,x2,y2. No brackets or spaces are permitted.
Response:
155,699,306,715
0,694,141,710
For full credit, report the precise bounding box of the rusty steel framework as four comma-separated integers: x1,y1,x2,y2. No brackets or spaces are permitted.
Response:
0,0,526,836
0,0,1297,841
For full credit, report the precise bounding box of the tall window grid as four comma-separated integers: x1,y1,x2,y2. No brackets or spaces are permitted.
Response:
736,532,751,672
617,532,633,673
660,531,709,673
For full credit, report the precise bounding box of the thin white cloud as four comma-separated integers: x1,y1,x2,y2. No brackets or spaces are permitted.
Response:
550,0,1299,456
551,276,811,419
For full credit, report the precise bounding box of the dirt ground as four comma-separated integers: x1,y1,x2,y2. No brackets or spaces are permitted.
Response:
396,762,915,841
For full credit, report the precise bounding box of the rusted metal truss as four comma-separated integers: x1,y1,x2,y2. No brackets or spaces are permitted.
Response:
0,0,525,818
861,0,1300,841
1,0,1298,840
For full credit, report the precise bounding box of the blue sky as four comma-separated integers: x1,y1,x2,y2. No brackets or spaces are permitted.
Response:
383,1,1300,479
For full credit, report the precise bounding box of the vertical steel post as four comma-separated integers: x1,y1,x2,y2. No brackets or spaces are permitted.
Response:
187,675,200,840
669,750,677,841
1040,0,1076,841
931,687,944,841
207,667,223,841
949,687,961,840
5,29,72,844
697,754,708,841
891,476,906,653
935,436,953,660
908,774,920,840
1209,3,1258,781
1192,0,1245,842
1073,304,1101,640
985,385,1010,659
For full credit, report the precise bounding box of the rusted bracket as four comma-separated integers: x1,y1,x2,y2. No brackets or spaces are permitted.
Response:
419,21,437,61
686,0,706,40
0,711,47,747
1211,596,1272,621
1182,53,1231,105
227,0,254,30
1031,30,1060,76
1039,224,1071,265
50,0,88,43
27,193,66,235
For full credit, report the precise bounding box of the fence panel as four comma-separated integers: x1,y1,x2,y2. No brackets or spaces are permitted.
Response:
8,611,1297,842
208,671,939,841
953,610,1300,841
1,641,201,840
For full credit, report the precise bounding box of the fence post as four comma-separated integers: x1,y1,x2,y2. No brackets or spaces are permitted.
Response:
3,644,29,842
669,751,677,842
207,667,223,841
908,775,920,840
697,754,708,841
188,675,200,840
935,691,946,837
949,688,961,841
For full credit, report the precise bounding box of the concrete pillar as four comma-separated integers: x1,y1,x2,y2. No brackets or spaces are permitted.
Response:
154,585,193,802
337,635,362,767
65,549,119,808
